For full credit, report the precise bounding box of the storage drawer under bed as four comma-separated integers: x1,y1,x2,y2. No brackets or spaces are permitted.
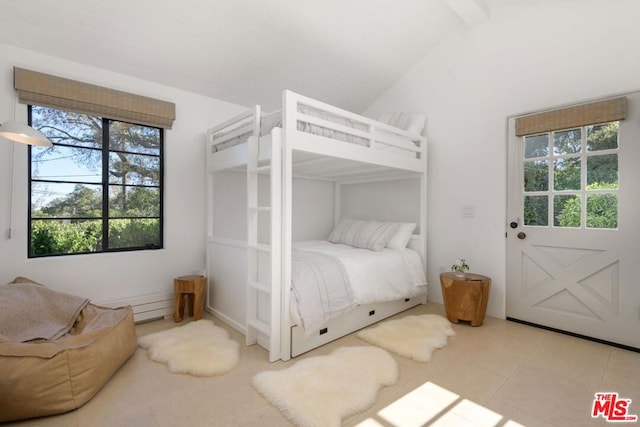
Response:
290,296,424,357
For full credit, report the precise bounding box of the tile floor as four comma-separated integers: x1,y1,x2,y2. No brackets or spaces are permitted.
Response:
8,302,640,427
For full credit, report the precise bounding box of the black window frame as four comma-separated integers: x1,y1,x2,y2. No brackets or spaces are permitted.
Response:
27,104,164,258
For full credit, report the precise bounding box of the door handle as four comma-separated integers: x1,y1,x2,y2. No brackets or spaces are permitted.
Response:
517,232,526,240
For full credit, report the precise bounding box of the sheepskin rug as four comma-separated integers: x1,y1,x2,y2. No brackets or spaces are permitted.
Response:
138,319,240,376
253,346,398,427
357,314,455,362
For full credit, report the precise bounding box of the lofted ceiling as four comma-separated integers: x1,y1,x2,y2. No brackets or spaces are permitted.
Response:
0,0,499,112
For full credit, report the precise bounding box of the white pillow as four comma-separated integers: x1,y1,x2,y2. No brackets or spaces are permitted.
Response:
328,219,399,252
386,222,417,250
377,112,427,135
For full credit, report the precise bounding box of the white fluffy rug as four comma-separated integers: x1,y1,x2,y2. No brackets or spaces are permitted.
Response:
253,346,398,427
138,319,240,376
357,314,455,362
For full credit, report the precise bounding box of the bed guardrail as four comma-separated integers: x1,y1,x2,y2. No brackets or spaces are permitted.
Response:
206,90,426,162
206,106,261,150
283,90,425,159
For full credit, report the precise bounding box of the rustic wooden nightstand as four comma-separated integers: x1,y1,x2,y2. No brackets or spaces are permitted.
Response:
439,272,491,326
173,275,207,322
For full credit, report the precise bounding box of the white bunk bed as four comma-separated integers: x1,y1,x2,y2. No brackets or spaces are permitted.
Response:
205,90,427,362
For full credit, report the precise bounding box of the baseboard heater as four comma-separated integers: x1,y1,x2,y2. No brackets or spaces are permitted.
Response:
99,291,174,323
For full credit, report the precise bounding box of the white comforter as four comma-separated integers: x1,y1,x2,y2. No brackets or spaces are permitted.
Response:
292,241,427,333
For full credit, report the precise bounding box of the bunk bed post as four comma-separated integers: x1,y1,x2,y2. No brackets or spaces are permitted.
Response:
279,90,297,361
246,134,259,347
334,182,341,227
420,137,428,301
204,131,214,314
269,131,283,362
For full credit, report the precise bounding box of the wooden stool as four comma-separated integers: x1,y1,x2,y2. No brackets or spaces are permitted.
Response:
440,272,491,326
173,275,206,322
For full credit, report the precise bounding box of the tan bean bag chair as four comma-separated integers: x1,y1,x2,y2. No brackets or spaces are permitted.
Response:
0,278,137,422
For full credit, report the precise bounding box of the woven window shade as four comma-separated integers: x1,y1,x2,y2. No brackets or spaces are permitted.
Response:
14,67,176,129
515,97,627,137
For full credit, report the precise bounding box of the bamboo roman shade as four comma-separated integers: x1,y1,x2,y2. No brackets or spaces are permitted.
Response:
14,67,176,129
515,97,627,137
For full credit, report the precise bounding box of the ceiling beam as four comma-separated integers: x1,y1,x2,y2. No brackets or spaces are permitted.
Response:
444,0,489,27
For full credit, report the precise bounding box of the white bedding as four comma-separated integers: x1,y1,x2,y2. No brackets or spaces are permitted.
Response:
211,109,368,151
211,110,419,157
291,240,427,333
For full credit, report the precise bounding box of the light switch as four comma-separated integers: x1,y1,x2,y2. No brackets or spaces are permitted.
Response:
462,206,475,218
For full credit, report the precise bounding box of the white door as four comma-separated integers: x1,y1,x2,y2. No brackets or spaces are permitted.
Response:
506,92,640,349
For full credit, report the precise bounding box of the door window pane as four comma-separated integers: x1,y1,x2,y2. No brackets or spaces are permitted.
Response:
524,134,549,158
587,122,618,151
554,128,581,155
586,194,618,229
554,195,580,227
587,154,618,188
553,157,581,191
524,160,548,191
524,195,548,226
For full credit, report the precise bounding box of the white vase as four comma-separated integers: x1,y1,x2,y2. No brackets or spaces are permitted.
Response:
454,270,466,278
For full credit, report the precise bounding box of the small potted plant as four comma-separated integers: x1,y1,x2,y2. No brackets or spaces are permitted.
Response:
451,258,470,278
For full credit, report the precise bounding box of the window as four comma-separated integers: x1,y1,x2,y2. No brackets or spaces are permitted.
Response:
522,121,619,229
28,105,163,257
515,97,625,230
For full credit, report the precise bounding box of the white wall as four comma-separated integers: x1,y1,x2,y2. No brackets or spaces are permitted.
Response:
340,178,421,228
0,43,246,302
365,0,640,318
212,170,335,243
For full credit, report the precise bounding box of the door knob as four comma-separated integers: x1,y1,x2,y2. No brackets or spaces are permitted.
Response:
517,232,526,240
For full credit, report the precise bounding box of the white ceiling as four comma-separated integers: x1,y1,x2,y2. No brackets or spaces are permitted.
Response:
0,0,495,112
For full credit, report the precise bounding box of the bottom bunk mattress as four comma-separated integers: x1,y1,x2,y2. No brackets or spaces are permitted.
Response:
291,240,427,335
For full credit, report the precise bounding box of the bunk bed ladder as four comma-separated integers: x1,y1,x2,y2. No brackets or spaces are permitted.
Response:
246,132,282,363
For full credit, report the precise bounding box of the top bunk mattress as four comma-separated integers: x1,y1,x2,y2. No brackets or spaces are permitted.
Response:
210,108,422,158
